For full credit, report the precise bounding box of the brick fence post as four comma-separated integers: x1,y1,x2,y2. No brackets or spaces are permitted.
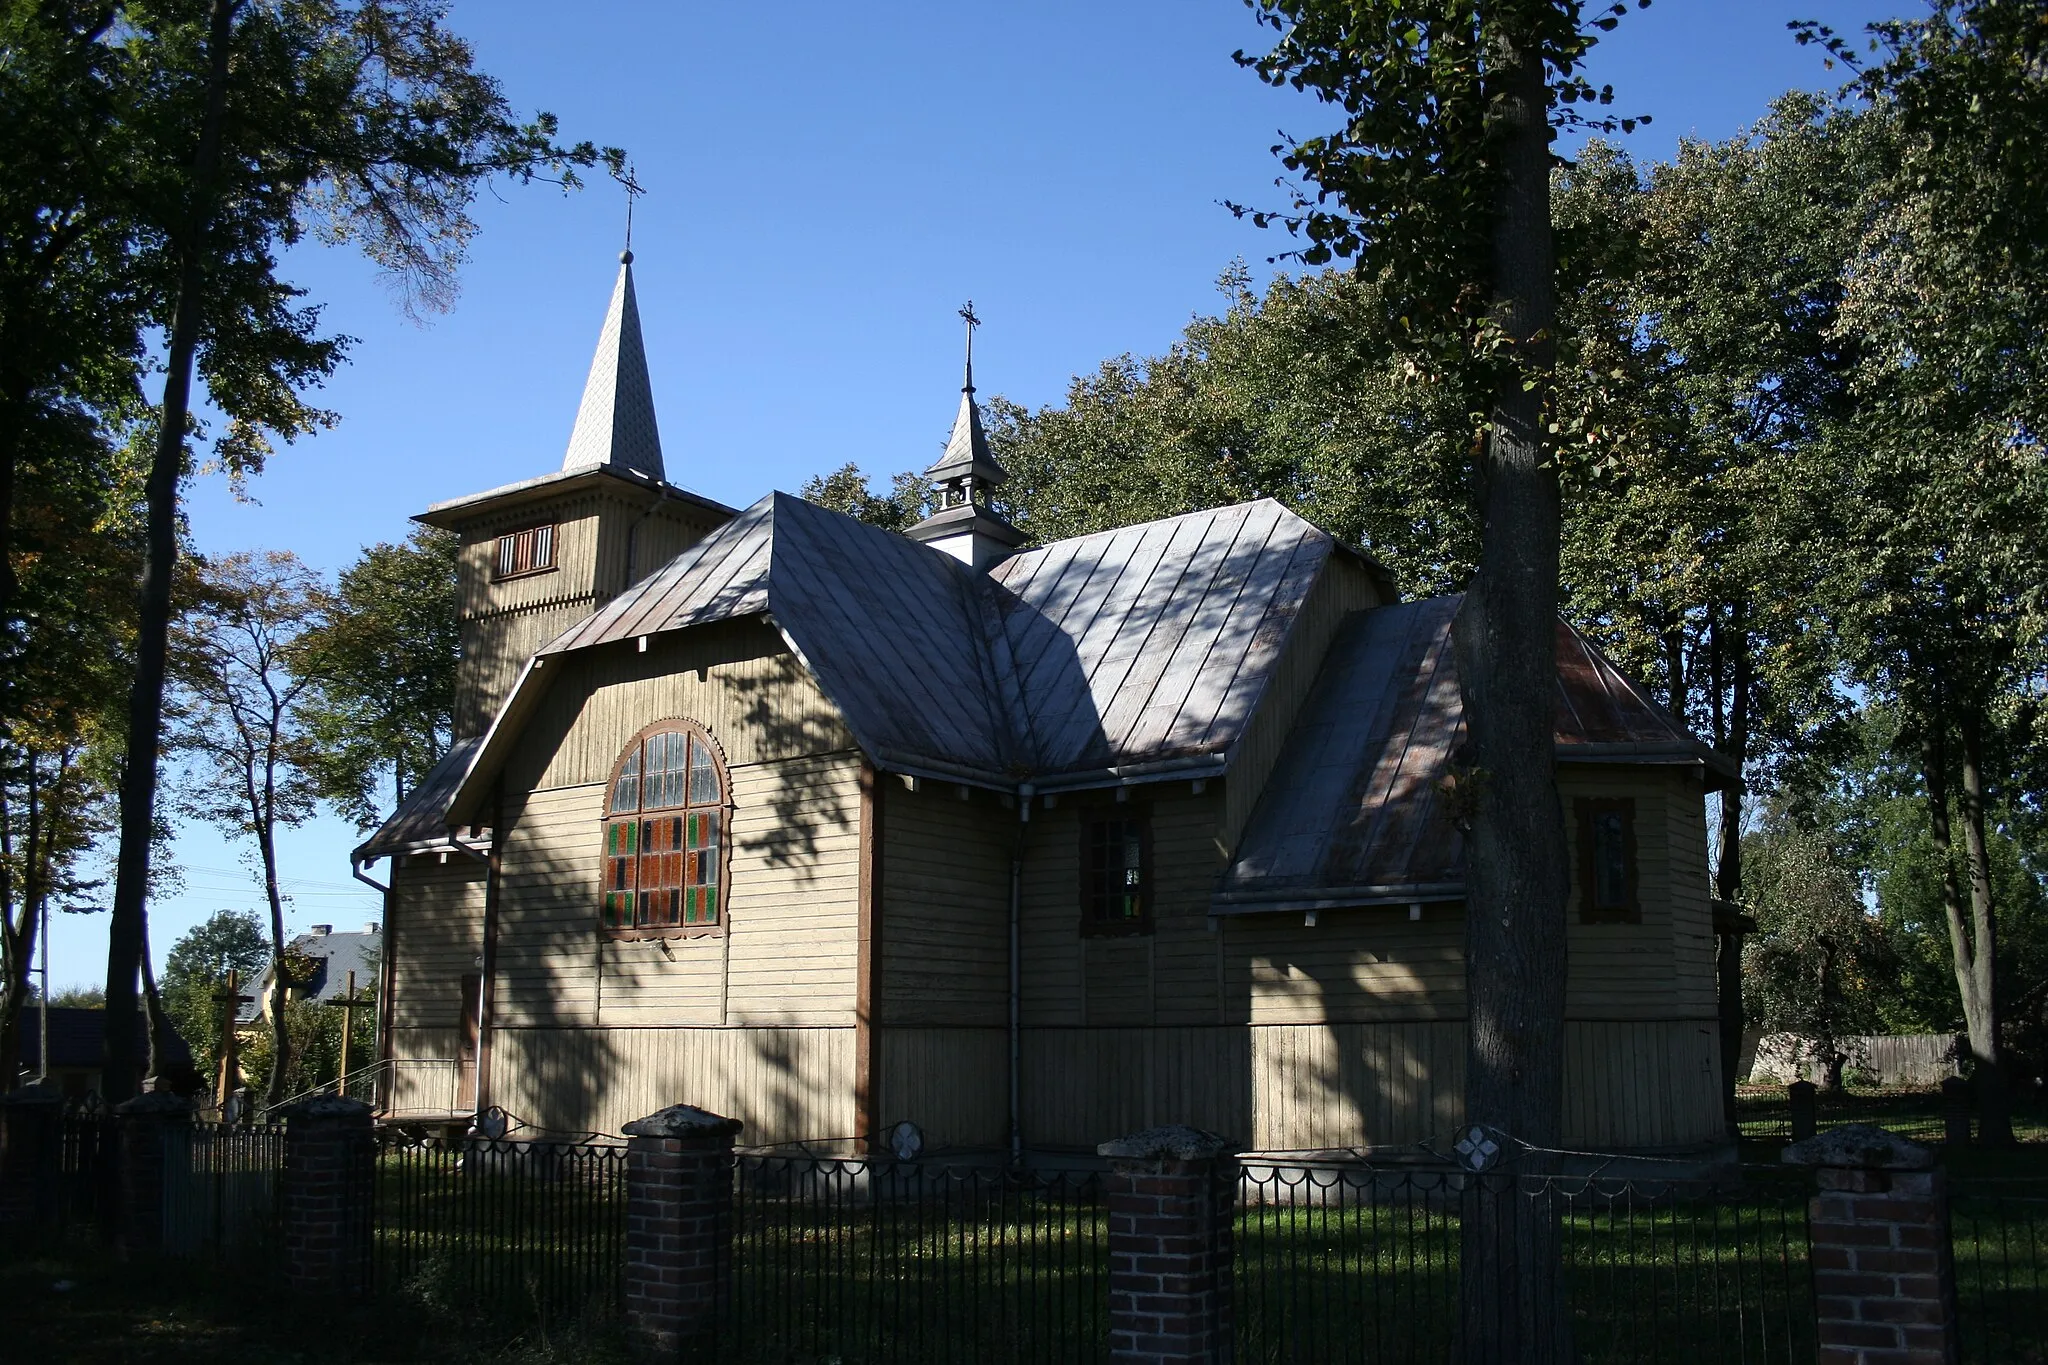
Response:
1096,1125,1239,1365
1785,1123,1958,1365
621,1102,743,1355
276,1095,375,1296
0,1083,62,1235
114,1091,192,1256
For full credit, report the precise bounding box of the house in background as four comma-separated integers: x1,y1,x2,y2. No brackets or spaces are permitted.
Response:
16,1007,194,1103
355,253,1735,1156
237,923,383,1027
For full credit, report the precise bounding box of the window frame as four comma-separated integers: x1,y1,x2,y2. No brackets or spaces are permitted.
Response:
599,718,732,941
493,523,558,581
1077,804,1154,937
1574,796,1643,924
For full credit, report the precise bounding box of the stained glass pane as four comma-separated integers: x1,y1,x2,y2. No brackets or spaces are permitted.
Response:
689,736,718,806
612,745,642,813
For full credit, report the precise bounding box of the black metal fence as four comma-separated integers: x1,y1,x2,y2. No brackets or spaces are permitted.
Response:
370,1127,629,1325
54,1104,118,1237
1952,1177,2048,1365
696,1154,1108,1364
1235,1163,1815,1365
162,1120,286,1259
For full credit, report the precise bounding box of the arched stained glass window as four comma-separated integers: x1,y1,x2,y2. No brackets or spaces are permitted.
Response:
602,721,727,934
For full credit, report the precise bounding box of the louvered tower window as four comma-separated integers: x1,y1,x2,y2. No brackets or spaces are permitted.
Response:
602,721,727,936
495,523,555,579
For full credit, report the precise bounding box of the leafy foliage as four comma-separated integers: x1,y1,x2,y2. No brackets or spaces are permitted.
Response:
298,526,459,830
1741,817,1895,1089
798,464,932,535
160,907,269,1080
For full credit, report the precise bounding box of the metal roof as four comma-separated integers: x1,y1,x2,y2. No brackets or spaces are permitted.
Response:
439,496,1353,817
353,736,488,862
1214,595,1719,913
989,499,1339,778
562,254,664,481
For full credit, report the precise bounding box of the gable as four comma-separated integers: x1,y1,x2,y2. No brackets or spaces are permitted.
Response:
1214,595,1727,913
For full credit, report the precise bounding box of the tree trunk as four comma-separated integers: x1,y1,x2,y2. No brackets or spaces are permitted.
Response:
1919,701,2010,1143
1955,703,2011,1144
1711,602,1751,1130
1454,35,1572,1365
102,0,236,1105
260,821,293,1107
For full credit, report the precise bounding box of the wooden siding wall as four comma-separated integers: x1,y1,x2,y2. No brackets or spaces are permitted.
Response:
850,763,1721,1153
492,1025,855,1141
386,857,486,1054
1013,1019,1717,1151
1221,558,1385,857
878,779,1009,1028
476,622,863,1141
452,490,719,738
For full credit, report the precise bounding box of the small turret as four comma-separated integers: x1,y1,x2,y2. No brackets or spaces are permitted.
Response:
905,301,1026,571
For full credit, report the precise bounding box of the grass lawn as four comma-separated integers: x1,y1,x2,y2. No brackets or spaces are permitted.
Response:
0,1244,639,1365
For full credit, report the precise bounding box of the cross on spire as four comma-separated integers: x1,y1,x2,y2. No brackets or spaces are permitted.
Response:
959,300,980,393
619,163,645,264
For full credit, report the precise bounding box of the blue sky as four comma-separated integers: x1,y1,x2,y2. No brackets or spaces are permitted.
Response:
41,0,1908,991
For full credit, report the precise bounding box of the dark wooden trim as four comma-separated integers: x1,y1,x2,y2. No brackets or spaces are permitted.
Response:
1574,795,1643,924
475,786,506,1114
854,763,882,1151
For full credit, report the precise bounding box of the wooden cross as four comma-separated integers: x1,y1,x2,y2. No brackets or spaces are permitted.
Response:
211,968,252,1111
324,970,376,1098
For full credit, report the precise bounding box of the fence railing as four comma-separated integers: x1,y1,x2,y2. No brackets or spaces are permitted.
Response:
700,1154,1108,1364
371,1127,628,1324
1235,1164,1815,1365
162,1121,286,1259
1951,1177,2048,1365
54,1106,118,1237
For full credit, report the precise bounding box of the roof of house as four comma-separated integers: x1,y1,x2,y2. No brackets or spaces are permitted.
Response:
1212,596,1724,913
415,494,1378,832
238,928,381,1022
17,1007,192,1073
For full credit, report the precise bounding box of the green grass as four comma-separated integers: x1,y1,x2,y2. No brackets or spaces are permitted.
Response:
0,1242,639,1365
1733,1082,2048,1146
1235,1180,1817,1365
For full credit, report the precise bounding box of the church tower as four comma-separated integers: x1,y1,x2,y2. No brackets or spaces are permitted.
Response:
905,302,1025,571
415,250,734,737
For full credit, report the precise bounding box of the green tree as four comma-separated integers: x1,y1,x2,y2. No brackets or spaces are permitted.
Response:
987,267,1474,595
170,550,332,1106
1741,818,1894,1090
297,526,459,830
1794,1,2048,1142
0,412,143,1090
1232,5,1652,1351
91,0,620,1104
160,907,268,1084
797,464,932,536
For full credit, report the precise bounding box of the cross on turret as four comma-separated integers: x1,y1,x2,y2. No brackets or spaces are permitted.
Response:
906,303,1025,571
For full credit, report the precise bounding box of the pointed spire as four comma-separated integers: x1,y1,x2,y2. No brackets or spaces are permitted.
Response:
562,251,665,481
923,300,1007,489
907,301,1023,571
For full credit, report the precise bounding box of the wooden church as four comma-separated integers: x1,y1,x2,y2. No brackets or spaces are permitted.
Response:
357,253,1734,1155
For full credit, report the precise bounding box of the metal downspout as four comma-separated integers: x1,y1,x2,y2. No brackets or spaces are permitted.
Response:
1009,783,1033,1165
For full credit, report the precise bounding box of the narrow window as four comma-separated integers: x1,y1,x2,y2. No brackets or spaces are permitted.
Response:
495,523,556,579
1575,797,1642,923
602,721,726,937
1081,810,1151,935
